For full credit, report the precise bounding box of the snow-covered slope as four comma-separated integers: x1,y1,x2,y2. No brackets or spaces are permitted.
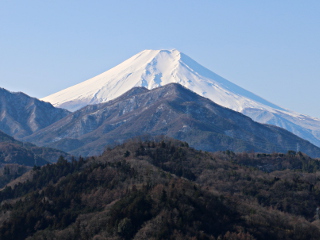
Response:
42,49,283,112
42,49,320,147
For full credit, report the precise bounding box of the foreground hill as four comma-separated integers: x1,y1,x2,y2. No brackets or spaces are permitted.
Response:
0,87,70,139
1,138,320,239
42,49,320,148
27,83,320,157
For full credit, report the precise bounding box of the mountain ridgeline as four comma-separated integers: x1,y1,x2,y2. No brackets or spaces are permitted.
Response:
41,49,320,148
25,84,320,157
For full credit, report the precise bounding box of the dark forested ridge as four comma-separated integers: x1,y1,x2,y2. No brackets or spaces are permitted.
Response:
0,130,69,188
0,164,31,189
0,129,69,167
1,138,320,239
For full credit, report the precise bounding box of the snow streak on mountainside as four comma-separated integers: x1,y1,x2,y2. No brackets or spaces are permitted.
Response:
42,49,320,147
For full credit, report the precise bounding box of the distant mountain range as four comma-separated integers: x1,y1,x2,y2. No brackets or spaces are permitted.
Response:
41,49,320,148
0,88,70,139
1,50,320,158
25,84,320,157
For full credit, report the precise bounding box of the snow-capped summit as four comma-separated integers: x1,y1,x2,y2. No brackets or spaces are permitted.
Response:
42,49,320,147
42,49,281,112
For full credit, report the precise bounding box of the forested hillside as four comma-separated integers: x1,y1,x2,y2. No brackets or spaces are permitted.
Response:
0,138,320,239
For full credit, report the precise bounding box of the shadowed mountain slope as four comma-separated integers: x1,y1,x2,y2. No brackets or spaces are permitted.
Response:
0,88,70,139
26,84,320,157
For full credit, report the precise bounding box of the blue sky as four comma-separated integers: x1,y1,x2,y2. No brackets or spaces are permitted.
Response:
1,1,320,117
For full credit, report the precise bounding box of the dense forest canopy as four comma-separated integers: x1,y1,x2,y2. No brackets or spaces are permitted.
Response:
0,137,320,239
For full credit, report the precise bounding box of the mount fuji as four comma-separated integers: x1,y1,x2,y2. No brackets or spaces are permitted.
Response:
42,49,320,147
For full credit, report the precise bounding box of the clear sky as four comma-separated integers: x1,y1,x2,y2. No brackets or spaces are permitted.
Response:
1,1,320,117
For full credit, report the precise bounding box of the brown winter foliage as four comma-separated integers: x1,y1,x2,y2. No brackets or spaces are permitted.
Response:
0,137,320,239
